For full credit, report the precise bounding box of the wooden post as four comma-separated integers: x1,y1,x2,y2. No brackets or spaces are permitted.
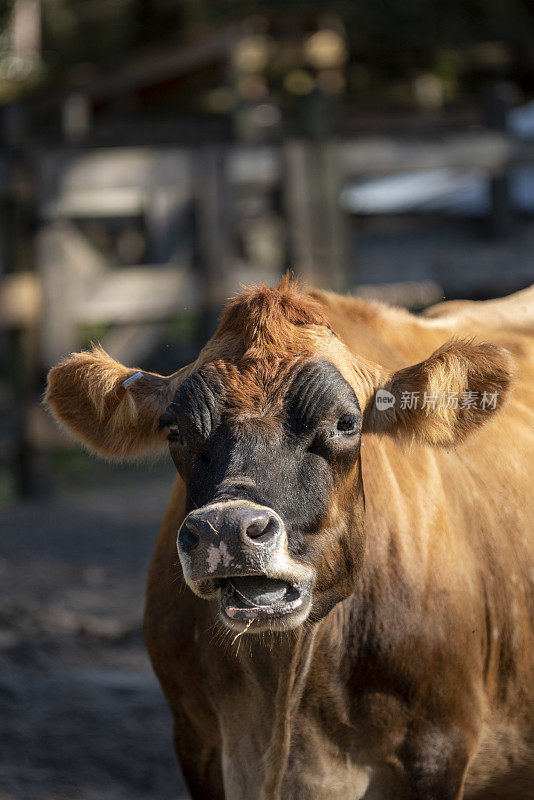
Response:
194,145,230,338
316,139,347,292
0,129,41,497
11,0,41,61
38,220,107,364
283,140,318,284
283,139,347,290
485,82,514,239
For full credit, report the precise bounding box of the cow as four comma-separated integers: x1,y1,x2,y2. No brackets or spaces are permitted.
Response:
45,276,534,800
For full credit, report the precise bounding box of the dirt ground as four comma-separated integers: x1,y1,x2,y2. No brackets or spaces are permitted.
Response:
0,460,191,800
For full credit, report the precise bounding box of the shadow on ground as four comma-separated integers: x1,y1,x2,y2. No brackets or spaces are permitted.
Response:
0,462,191,800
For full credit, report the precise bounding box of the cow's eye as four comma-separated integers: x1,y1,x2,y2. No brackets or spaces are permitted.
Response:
167,426,185,445
334,413,359,435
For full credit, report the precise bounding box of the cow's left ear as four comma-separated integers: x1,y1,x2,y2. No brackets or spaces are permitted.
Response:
46,346,186,459
362,339,515,447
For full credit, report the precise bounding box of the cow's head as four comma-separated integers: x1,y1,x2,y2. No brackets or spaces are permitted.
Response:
46,278,514,634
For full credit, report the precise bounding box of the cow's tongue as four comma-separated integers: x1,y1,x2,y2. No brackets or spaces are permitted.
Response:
231,576,289,607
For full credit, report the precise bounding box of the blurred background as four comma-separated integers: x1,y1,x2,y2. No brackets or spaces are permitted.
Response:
1,1,534,798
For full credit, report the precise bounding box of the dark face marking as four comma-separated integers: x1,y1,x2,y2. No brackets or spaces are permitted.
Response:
160,368,223,442
161,359,365,621
284,359,362,466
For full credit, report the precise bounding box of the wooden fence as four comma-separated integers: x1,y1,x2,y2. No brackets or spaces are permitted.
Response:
1,129,531,495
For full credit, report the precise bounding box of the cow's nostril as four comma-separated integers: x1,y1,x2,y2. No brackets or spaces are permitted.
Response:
245,515,276,540
179,522,200,553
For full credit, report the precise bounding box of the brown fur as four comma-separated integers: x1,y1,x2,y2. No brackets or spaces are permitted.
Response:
45,346,185,458
46,278,534,800
364,338,516,446
218,274,331,355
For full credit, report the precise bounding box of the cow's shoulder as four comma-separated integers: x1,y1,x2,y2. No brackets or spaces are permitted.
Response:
309,285,534,367
308,289,456,365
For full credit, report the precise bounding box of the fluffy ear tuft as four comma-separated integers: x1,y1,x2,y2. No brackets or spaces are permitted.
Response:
45,346,181,459
363,339,515,447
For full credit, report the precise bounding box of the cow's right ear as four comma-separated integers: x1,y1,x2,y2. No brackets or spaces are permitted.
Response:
45,346,186,459
361,339,515,447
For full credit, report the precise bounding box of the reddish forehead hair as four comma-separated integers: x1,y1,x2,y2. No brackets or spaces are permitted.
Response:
208,276,332,416
216,275,331,357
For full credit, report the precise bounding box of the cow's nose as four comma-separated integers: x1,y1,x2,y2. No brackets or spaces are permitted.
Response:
178,520,201,554
179,506,280,553
235,508,278,541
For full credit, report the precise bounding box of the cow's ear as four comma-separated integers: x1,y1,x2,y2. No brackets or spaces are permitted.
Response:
45,346,185,459
362,339,515,447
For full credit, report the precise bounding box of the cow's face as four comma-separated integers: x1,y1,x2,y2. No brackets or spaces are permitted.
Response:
160,357,366,632
45,281,514,636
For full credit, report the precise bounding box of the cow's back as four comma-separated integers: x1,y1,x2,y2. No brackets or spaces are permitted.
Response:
310,285,534,366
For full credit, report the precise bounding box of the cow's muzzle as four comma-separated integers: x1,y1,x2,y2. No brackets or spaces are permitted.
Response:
177,500,313,631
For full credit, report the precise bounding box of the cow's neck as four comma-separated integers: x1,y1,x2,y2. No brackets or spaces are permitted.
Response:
261,624,317,800
225,623,318,800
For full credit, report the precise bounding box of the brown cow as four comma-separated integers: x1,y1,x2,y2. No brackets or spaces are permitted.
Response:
46,277,534,800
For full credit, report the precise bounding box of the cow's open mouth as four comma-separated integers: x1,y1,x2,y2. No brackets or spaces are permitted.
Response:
220,576,310,621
